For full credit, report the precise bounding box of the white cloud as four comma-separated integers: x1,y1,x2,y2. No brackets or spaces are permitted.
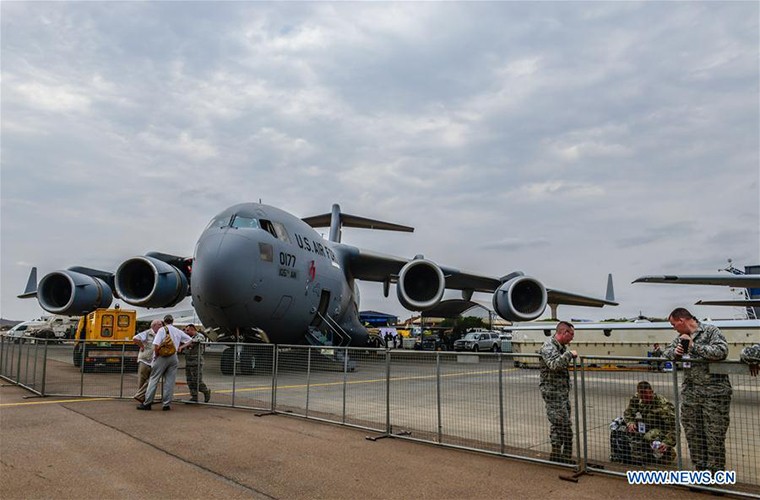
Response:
0,2,757,323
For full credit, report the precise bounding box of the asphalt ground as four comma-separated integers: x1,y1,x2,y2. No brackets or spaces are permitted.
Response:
0,384,712,500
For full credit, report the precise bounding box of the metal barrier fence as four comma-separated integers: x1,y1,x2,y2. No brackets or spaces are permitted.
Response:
1,334,758,497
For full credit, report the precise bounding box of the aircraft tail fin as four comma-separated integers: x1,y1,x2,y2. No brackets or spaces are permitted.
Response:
17,267,38,298
606,273,615,302
302,204,414,243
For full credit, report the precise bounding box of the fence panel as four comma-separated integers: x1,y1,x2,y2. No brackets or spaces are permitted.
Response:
200,343,273,410
343,347,386,431
437,352,502,452
580,356,680,473
501,353,570,464
274,345,312,416
388,350,438,439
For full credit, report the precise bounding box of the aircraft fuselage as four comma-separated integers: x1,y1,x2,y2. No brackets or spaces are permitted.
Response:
191,203,366,345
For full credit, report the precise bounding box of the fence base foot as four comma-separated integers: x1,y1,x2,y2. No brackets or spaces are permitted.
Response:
366,430,412,441
559,469,592,483
254,411,277,417
366,433,391,441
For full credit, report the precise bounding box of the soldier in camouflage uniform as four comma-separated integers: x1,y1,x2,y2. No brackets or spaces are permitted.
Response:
740,343,760,377
180,324,211,403
538,321,577,463
663,308,731,474
623,381,676,465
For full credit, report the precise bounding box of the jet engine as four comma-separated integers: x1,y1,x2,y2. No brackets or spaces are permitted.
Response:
492,275,547,321
396,259,445,311
115,256,189,308
37,270,113,316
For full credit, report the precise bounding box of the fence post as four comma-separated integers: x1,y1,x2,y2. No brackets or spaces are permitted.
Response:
342,347,348,424
499,353,505,455
305,347,312,418
24,339,32,385
578,357,588,471
572,356,583,471
119,342,126,399
79,342,86,396
385,349,391,434
31,338,40,389
271,345,278,412
40,340,49,397
672,363,683,470
231,343,237,407
16,338,23,383
436,351,442,444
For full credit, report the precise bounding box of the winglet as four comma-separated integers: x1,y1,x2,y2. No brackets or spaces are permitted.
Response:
17,267,38,298
606,273,615,302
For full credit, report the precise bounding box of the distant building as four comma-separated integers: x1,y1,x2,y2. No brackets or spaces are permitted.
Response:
359,311,398,327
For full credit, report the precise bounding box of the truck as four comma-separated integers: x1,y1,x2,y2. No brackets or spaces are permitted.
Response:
72,308,139,373
6,316,79,342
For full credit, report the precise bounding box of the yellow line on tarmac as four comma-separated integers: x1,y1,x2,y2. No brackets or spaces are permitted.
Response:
0,397,115,407
211,367,518,395
0,368,519,402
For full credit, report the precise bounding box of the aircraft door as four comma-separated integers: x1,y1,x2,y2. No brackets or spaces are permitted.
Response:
310,290,331,328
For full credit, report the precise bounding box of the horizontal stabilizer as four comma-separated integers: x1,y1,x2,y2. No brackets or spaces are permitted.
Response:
695,299,760,307
633,275,760,287
17,267,38,298
302,213,413,232
303,204,413,243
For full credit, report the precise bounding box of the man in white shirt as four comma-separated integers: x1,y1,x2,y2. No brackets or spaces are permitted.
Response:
132,319,163,403
137,315,191,411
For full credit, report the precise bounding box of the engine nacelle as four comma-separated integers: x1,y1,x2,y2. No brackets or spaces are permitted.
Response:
37,270,113,316
492,276,548,322
396,259,445,311
115,256,189,308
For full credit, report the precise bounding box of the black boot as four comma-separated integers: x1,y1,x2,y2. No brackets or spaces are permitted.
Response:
550,445,562,463
560,442,575,464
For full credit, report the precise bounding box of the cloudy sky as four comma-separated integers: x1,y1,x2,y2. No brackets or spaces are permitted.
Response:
1,2,758,323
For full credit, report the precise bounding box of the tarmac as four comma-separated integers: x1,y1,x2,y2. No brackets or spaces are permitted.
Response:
0,384,708,500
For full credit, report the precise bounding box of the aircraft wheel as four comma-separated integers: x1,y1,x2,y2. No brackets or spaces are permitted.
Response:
240,347,256,375
220,347,235,375
73,345,83,367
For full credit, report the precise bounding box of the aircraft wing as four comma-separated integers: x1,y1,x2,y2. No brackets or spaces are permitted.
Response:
342,245,616,305
342,246,499,292
633,275,760,287
545,288,618,308
695,299,760,307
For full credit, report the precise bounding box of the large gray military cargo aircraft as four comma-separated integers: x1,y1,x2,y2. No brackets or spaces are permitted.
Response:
20,203,616,355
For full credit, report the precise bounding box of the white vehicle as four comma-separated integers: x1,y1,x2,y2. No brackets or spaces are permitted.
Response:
6,320,47,343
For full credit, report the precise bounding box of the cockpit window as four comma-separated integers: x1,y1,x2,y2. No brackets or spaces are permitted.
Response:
205,215,232,230
260,219,291,243
272,222,291,243
231,215,258,229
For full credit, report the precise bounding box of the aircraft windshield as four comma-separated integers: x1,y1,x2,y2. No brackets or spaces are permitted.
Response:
205,215,232,230
231,215,259,229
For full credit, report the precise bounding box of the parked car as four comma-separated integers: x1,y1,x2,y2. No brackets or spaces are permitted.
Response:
6,321,47,343
453,331,501,352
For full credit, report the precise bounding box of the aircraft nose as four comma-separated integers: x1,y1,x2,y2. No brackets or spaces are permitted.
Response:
193,231,257,307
